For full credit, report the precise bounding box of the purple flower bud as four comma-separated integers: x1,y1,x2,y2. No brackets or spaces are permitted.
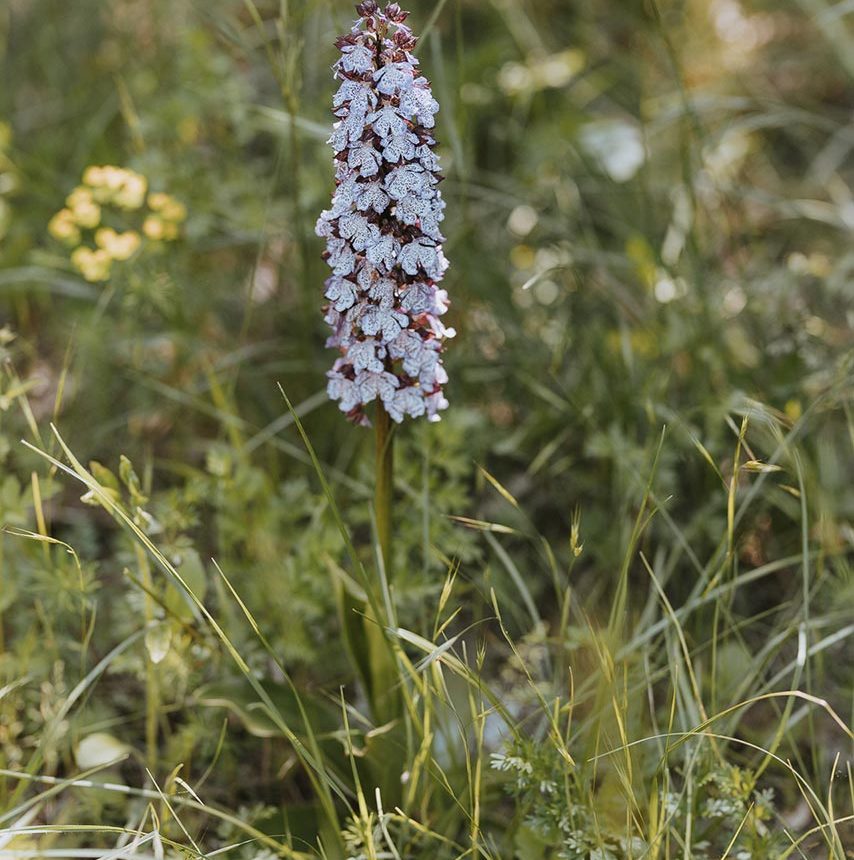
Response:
317,4,450,425
393,31,417,51
385,4,408,24
356,1,378,17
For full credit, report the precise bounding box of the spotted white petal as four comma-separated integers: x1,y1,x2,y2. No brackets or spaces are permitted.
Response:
326,237,356,275
385,386,426,423
339,42,375,74
338,212,379,252
395,194,444,238
419,212,446,241
328,122,350,154
388,329,424,372
334,80,378,114
381,132,418,163
327,371,361,412
399,282,436,315
338,107,370,147
384,163,430,200
368,276,396,308
331,174,360,216
324,275,359,311
335,160,354,182
394,194,426,226
348,142,383,178
369,105,408,137
348,338,385,373
400,83,439,127
425,390,449,421
398,237,445,279
356,264,379,293
361,305,408,342
355,181,390,214
344,300,367,328
415,143,441,171
315,211,336,238
420,220,445,242
355,369,399,403
415,346,446,386
364,232,398,270
373,62,415,96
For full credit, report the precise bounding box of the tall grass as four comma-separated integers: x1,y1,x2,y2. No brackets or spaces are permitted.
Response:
0,401,850,857
0,0,853,857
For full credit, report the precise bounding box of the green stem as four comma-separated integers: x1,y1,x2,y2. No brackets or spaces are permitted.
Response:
332,403,400,729
134,542,159,772
0,534,5,658
375,402,394,578
368,403,404,784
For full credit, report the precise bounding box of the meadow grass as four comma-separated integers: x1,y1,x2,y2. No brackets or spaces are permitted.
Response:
0,402,851,858
1,0,853,857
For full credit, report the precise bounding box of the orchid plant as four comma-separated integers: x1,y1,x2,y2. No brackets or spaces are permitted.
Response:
317,1,452,428
317,1,451,581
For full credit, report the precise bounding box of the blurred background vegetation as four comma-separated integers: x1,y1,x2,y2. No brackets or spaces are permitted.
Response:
0,0,853,856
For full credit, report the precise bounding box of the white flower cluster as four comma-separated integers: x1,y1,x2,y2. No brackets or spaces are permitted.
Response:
316,1,452,426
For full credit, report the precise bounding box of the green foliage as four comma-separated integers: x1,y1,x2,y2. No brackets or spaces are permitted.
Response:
1,0,853,857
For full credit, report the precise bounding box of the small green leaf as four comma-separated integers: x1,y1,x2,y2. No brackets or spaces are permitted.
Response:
145,621,172,664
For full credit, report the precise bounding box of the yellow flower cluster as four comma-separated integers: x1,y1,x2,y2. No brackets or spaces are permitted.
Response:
143,192,187,241
70,247,112,283
83,165,148,209
48,165,186,283
96,227,141,260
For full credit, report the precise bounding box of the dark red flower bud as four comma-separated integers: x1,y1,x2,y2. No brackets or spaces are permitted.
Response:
393,29,417,50
356,1,378,16
385,3,408,22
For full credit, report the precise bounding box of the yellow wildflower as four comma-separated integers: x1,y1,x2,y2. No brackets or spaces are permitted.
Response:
142,215,165,241
71,246,112,282
147,192,169,211
66,186,93,208
82,165,107,187
79,165,148,208
101,166,127,192
114,170,147,210
48,208,81,245
86,165,123,202
95,227,141,261
148,192,186,223
66,187,101,229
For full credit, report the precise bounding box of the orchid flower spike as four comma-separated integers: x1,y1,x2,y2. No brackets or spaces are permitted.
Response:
316,2,452,426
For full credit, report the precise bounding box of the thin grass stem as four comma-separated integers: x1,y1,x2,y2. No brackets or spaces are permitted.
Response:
375,402,394,580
